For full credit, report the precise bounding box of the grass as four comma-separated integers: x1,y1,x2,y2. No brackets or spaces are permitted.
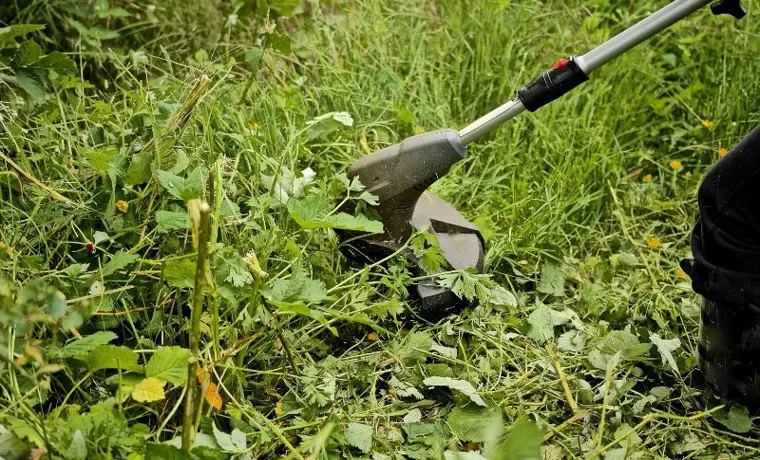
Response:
2,0,760,458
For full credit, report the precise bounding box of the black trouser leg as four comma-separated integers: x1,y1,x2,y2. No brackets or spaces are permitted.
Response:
687,125,760,408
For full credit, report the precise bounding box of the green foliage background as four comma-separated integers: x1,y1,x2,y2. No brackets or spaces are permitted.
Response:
1,0,760,458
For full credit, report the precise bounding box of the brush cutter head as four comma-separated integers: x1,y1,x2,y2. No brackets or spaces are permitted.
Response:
338,129,485,319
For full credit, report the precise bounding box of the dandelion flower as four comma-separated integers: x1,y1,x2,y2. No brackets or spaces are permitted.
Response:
115,200,128,213
248,122,259,131
275,401,284,416
642,174,653,183
719,148,728,158
646,238,662,249
676,267,688,279
669,160,682,170
367,332,379,341
701,120,714,128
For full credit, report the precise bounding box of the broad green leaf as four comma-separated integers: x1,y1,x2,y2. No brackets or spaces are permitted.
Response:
61,331,118,358
526,306,553,343
145,443,194,460
288,194,382,233
0,25,45,47
0,425,30,460
64,430,87,460
124,151,152,186
715,406,752,434
145,346,190,386
389,375,423,400
163,259,196,289
212,423,246,453
15,68,45,101
423,377,485,407
16,40,41,67
86,345,143,372
447,403,503,442
219,252,253,288
609,252,638,268
393,331,433,365
156,210,189,233
557,330,586,352
345,422,373,453
264,267,328,305
158,166,206,202
80,146,118,172
491,420,543,460
650,333,680,373
537,262,564,296
132,377,166,402
34,51,76,74
101,251,138,276
305,111,354,139
4,417,45,448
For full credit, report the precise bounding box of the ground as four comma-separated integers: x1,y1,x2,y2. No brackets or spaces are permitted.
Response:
1,0,760,458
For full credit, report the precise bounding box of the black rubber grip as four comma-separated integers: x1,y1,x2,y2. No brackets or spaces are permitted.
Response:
518,56,589,112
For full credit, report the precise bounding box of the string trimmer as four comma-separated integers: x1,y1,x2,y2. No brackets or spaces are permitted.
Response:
338,0,746,319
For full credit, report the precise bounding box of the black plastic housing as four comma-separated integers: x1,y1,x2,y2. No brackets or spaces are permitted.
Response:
518,56,589,112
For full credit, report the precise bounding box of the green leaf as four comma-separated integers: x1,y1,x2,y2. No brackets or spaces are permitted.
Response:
132,377,166,402
4,417,45,448
0,25,45,48
158,166,206,202
16,40,41,67
0,425,30,460
14,68,45,101
163,259,196,289
101,251,138,276
345,422,373,453
61,331,118,358
34,51,77,74
491,420,543,460
156,211,189,233
219,252,253,288
212,423,246,454
650,333,680,373
609,252,638,269
264,266,328,305
715,406,752,434
305,111,354,139
145,346,190,386
447,403,503,442
64,430,88,460
81,146,118,172
288,194,382,233
422,377,485,407
124,151,152,186
526,306,553,344
537,262,564,296
85,345,143,372
145,443,194,460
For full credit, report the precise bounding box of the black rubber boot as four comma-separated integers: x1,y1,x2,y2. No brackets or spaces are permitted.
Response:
698,298,760,409
686,125,760,408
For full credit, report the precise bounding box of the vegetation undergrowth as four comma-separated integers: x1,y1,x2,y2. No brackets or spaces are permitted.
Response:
2,0,760,458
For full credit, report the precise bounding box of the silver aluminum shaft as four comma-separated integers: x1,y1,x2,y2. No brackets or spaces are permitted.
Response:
458,0,713,146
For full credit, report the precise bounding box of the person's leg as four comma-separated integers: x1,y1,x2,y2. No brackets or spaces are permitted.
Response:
685,124,760,305
686,125,760,408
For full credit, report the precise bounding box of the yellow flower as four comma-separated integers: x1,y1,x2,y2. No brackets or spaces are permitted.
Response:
248,122,259,131
685,171,692,177
701,120,714,128
719,148,728,158
646,238,662,249
367,332,379,341
642,174,652,183
669,160,682,170
413,126,426,135
275,401,284,416
676,267,688,279
115,200,129,213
